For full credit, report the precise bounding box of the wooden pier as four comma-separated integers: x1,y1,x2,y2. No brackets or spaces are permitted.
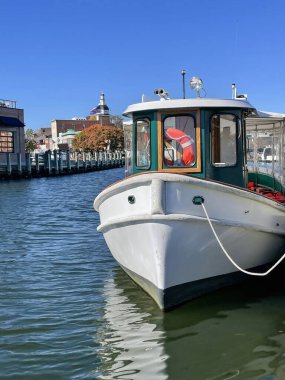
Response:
0,150,125,179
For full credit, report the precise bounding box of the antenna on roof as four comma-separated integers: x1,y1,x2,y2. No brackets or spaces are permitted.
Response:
181,69,186,99
232,83,237,99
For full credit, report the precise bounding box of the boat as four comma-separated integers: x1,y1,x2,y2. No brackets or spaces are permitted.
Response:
94,78,285,310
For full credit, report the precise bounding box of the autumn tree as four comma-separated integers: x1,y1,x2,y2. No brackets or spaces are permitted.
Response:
72,124,124,152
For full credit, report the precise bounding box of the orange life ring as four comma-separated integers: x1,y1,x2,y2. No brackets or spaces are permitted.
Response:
164,128,195,166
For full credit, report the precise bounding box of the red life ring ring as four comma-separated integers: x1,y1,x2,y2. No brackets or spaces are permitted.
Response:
164,128,195,166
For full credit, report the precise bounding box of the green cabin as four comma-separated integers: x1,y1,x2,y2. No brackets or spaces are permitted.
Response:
123,94,285,195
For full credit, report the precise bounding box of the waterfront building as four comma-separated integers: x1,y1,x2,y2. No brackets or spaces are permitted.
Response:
50,118,95,150
34,127,52,151
0,99,25,162
51,92,116,150
58,129,80,151
89,92,111,126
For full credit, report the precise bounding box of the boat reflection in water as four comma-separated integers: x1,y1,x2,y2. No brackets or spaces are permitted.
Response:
96,267,285,380
96,267,167,380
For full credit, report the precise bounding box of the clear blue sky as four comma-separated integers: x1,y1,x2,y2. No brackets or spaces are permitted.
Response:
1,0,285,130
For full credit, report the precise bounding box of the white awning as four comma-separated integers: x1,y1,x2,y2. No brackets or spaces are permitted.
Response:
246,110,285,130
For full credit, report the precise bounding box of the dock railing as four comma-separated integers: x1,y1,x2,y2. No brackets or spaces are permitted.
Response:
0,150,125,179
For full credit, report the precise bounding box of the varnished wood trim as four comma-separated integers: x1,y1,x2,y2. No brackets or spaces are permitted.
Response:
156,167,202,173
157,113,163,170
158,109,201,172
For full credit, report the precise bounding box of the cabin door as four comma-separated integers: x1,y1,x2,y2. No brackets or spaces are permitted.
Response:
205,110,245,187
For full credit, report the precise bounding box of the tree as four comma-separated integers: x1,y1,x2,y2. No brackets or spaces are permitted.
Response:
25,128,37,152
110,115,124,128
72,124,124,152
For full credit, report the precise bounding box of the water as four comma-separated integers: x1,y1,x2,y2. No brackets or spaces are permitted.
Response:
1,169,285,379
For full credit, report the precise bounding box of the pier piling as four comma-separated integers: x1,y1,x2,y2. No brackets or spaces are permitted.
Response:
0,150,124,179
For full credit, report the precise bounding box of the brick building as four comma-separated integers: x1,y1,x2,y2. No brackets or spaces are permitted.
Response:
51,92,114,150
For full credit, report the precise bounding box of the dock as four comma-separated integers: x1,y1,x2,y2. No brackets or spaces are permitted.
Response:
0,150,125,179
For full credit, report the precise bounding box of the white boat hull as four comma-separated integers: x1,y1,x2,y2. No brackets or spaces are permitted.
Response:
94,173,285,309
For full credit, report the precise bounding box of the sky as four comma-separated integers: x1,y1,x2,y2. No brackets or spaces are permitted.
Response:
1,0,285,130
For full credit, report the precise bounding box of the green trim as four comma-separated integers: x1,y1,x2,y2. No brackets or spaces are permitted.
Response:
134,117,151,170
248,172,284,193
210,113,238,168
130,108,250,190
204,109,244,187
132,112,158,174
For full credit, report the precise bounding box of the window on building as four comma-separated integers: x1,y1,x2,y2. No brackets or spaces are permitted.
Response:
135,119,151,168
0,131,14,152
211,114,237,167
163,115,196,167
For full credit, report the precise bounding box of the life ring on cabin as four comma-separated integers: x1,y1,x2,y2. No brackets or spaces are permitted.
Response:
164,128,195,166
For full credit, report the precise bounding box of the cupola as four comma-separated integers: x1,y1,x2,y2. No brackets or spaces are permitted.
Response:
90,92,110,115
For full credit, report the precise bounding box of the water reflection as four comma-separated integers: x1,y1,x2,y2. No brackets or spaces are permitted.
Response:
97,267,285,380
97,270,167,379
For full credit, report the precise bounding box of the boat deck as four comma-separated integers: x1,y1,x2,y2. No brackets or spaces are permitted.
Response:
248,181,285,203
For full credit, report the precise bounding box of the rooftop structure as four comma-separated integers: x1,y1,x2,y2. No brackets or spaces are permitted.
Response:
0,99,17,109
90,92,109,115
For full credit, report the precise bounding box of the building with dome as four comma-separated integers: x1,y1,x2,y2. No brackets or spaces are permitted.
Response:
89,92,111,126
50,92,117,150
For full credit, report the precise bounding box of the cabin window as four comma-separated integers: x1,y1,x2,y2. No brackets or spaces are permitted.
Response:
163,115,196,167
135,119,151,168
0,131,14,153
211,114,237,167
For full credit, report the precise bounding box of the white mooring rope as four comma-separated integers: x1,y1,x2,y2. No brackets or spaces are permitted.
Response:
201,202,285,276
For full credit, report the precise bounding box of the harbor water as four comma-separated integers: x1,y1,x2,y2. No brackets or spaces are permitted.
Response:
1,168,285,380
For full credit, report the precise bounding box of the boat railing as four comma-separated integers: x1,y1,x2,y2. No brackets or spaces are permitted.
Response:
246,118,285,192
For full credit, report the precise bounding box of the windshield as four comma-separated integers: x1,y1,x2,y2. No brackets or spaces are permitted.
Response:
163,115,196,167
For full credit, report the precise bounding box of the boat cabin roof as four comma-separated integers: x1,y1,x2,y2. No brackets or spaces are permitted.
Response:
123,98,255,117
